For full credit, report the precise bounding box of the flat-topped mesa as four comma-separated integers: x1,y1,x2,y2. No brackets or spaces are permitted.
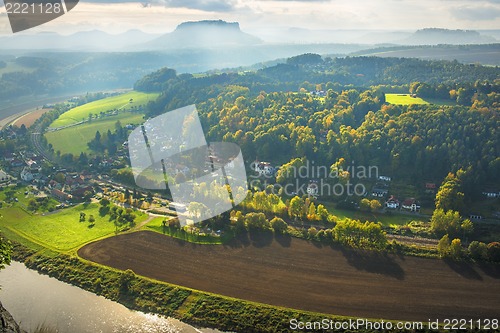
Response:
175,20,241,31
148,19,261,49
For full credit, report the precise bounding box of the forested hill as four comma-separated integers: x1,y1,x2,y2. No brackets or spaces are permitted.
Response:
136,54,499,200
136,54,500,95
136,55,500,115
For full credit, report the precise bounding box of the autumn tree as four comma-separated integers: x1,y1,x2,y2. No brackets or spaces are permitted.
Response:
468,241,488,261
437,234,451,257
487,242,500,262
370,200,382,212
288,196,305,221
316,204,330,222
431,209,463,236
0,235,11,271
435,172,464,212
270,217,288,234
450,238,463,260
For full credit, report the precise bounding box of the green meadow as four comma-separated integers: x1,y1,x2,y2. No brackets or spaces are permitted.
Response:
45,91,159,155
322,202,428,227
385,94,430,105
143,217,229,244
0,201,148,252
45,112,144,155
49,91,158,128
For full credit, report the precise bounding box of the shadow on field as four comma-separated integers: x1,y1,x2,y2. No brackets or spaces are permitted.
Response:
226,232,251,248
443,259,483,280
249,230,274,248
477,262,500,279
274,233,291,248
339,248,405,280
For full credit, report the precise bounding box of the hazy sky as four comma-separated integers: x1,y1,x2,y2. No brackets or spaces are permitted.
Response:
0,0,499,35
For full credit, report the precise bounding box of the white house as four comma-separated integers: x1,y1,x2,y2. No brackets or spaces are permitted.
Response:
482,191,499,199
255,162,275,176
378,176,392,182
401,198,420,212
169,202,187,212
385,196,400,209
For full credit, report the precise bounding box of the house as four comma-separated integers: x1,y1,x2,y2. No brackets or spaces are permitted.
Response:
20,167,34,182
401,198,421,212
169,202,187,212
482,190,499,199
0,170,10,183
378,176,392,182
51,188,73,202
255,161,275,176
371,183,388,197
48,179,62,190
310,90,326,97
26,160,40,173
426,183,435,188
385,196,400,209
469,214,483,220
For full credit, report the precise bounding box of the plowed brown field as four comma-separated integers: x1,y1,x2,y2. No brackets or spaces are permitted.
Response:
78,231,500,321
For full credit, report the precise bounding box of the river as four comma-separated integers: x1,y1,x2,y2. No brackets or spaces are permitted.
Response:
0,261,219,333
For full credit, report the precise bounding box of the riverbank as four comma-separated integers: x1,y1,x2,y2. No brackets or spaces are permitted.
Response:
1,261,208,333
0,301,25,333
7,240,366,333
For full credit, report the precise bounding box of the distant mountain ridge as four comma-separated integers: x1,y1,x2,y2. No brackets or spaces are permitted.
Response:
401,28,497,45
143,20,262,50
0,29,160,51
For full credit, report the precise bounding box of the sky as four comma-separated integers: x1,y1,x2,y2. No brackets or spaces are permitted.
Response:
0,0,499,35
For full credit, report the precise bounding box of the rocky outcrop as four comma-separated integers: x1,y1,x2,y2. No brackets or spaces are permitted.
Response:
0,302,24,333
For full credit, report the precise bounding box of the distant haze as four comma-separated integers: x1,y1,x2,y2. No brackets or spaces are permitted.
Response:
0,21,497,52
0,0,500,35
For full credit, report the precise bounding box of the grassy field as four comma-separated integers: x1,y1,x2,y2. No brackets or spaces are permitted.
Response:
322,202,428,227
143,217,230,244
49,91,158,128
0,201,148,252
46,112,144,155
385,94,456,106
386,94,429,105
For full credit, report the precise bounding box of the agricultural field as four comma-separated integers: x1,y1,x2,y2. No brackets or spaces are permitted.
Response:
49,91,158,128
79,230,500,322
12,108,52,128
385,94,456,106
385,94,430,105
45,91,158,155
45,112,144,155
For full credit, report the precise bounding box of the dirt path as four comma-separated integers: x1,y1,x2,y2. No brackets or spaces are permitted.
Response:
78,231,500,322
133,214,158,230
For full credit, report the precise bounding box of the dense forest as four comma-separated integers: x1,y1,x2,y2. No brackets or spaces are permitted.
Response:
135,55,499,205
